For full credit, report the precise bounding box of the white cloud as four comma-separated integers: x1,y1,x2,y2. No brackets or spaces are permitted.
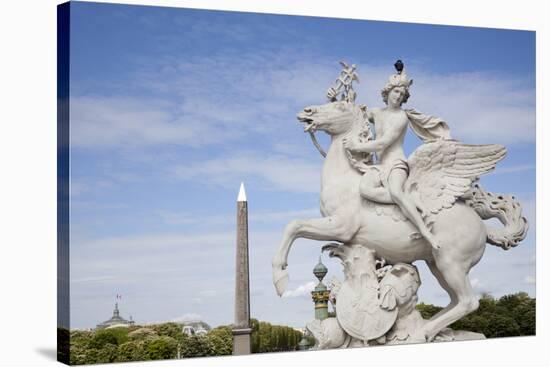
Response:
70,54,534,154
70,96,233,148
470,278,483,289
524,275,536,284
282,281,316,298
171,313,203,323
352,64,535,145
411,73,534,144
171,151,322,193
74,231,233,254
70,51,336,150
157,207,320,226
155,210,220,226
492,164,536,175
250,208,321,222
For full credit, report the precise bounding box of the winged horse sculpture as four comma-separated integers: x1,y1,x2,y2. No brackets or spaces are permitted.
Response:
272,63,528,342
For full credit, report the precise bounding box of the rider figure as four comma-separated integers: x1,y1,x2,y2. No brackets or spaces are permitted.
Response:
342,61,448,250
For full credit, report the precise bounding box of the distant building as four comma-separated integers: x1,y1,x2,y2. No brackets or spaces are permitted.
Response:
195,325,208,336
182,325,195,336
96,303,135,330
177,320,211,336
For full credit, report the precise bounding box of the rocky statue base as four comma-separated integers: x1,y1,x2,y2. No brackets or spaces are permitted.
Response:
306,245,485,349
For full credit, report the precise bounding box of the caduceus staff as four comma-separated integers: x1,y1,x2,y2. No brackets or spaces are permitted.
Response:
309,61,361,158
328,60,360,102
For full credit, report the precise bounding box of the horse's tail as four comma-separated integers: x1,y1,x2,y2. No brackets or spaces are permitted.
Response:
463,183,529,250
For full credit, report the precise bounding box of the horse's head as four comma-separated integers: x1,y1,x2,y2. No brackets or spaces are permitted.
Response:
297,101,363,137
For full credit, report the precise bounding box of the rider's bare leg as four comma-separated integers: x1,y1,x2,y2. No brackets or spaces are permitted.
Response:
358,171,393,204
387,168,441,250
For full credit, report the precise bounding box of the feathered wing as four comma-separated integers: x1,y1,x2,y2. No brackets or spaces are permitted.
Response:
405,140,507,221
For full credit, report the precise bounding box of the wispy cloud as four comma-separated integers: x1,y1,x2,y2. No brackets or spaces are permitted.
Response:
524,275,536,284
411,73,535,144
171,313,203,323
70,96,236,148
251,208,320,222
171,151,322,193
157,207,320,226
353,64,535,145
470,278,483,289
282,281,316,298
71,53,534,153
70,49,337,150
492,164,536,175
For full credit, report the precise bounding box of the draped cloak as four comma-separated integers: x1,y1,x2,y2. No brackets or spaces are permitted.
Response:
404,108,452,142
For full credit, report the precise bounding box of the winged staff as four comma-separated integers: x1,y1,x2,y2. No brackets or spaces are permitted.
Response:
327,61,360,103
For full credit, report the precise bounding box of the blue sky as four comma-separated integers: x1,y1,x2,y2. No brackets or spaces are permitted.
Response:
67,1,536,329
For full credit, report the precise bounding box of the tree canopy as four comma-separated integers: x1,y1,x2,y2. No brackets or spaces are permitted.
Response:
67,292,535,365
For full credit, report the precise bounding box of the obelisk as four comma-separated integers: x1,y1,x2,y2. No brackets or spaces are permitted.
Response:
232,182,252,355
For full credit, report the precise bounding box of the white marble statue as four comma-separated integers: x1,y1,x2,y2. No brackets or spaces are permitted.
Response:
273,60,529,344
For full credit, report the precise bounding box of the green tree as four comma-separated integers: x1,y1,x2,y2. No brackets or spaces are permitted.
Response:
151,322,184,342
476,293,497,314
89,327,129,349
147,336,178,360
249,321,304,353
88,330,117,349
82,348,99,365
128,327,158,341
116,341,147,362
251,318,260,353
69,342,89,365
180,335,216,357
451,314,489,334
448,292,536,338
416,303,443,319
258,322,272,352
486,314,521,337
69,329,94,364
208,326,233,355
515,299,536,335
98,343,118,363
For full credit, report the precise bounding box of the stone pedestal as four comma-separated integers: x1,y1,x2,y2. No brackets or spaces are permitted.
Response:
232,328,252,355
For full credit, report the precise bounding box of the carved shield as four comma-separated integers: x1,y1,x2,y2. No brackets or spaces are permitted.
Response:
336,280,397,341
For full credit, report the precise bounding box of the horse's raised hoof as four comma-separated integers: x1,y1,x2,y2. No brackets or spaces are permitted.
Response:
273,267,289,297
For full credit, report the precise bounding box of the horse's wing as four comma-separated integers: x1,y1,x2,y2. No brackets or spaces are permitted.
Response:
406,140,507,218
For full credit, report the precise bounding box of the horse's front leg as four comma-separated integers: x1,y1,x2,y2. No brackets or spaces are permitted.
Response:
272,215,358,296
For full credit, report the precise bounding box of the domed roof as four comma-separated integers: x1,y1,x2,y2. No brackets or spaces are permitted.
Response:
96,303,135,330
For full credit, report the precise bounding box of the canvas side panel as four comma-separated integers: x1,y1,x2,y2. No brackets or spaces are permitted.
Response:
57,2,71,365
